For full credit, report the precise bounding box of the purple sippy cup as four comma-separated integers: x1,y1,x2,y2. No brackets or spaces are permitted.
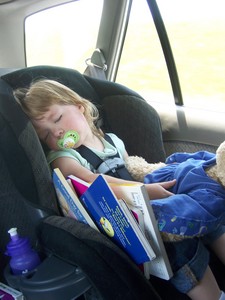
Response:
6,228,41,275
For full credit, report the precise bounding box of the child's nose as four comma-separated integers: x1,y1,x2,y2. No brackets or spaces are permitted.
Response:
53,128,64,138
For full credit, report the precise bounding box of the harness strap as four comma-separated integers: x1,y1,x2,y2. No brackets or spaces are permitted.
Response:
77,134,134,180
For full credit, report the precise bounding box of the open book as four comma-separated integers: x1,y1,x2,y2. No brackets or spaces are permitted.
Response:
110,182,173,280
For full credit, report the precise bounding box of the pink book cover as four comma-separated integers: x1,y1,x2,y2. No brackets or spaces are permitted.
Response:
0,282,23,300
67,174,90,197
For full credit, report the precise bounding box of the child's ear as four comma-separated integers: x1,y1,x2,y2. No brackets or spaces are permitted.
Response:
78,104,85,113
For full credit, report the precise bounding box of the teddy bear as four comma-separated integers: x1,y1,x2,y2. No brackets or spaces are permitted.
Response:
125,141,225,242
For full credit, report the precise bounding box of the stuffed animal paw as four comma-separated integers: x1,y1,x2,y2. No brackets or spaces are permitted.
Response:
125,155,166,182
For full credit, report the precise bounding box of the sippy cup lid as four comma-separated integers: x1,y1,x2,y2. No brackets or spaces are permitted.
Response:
8,228,19,241
57,130,80,149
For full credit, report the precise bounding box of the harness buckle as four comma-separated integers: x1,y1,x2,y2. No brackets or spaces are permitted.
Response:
97,157,125,174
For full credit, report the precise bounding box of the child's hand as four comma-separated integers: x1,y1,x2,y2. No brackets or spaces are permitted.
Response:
145,179,176,200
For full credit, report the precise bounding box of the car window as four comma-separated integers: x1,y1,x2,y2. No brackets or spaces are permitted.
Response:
116,0,225,111
116,0,174,104
25,0,103,73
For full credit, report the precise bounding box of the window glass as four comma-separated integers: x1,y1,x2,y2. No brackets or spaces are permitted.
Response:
116,0,174,103
25,0,103,73
117,0,225,111
157,0,225,111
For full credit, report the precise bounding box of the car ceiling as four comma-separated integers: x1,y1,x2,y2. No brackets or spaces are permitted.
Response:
0,0,74,16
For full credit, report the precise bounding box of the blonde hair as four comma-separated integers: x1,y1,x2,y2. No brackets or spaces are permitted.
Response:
14,79,103,137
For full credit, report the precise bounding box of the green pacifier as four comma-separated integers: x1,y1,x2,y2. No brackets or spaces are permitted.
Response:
57,130,80,149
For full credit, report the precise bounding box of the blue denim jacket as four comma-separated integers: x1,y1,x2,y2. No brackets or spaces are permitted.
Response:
144,151,225,237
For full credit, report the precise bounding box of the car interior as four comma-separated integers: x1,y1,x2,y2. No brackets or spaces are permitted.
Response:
0,0,225,299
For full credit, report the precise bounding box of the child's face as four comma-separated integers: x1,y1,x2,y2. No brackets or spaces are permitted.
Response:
32,104,90,150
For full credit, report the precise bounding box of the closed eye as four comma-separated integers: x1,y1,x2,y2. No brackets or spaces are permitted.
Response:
55,114,62,123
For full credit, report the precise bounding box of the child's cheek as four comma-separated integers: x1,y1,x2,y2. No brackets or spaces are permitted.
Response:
46,139,59,151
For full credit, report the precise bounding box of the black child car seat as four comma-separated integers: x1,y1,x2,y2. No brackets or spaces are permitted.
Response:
0,65,164,300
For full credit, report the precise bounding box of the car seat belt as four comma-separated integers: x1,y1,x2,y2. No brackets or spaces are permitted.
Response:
77,134,134,180
84,48,107,80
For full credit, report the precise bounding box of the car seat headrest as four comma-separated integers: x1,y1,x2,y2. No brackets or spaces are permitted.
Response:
102,95,166,162
2,65,100,104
